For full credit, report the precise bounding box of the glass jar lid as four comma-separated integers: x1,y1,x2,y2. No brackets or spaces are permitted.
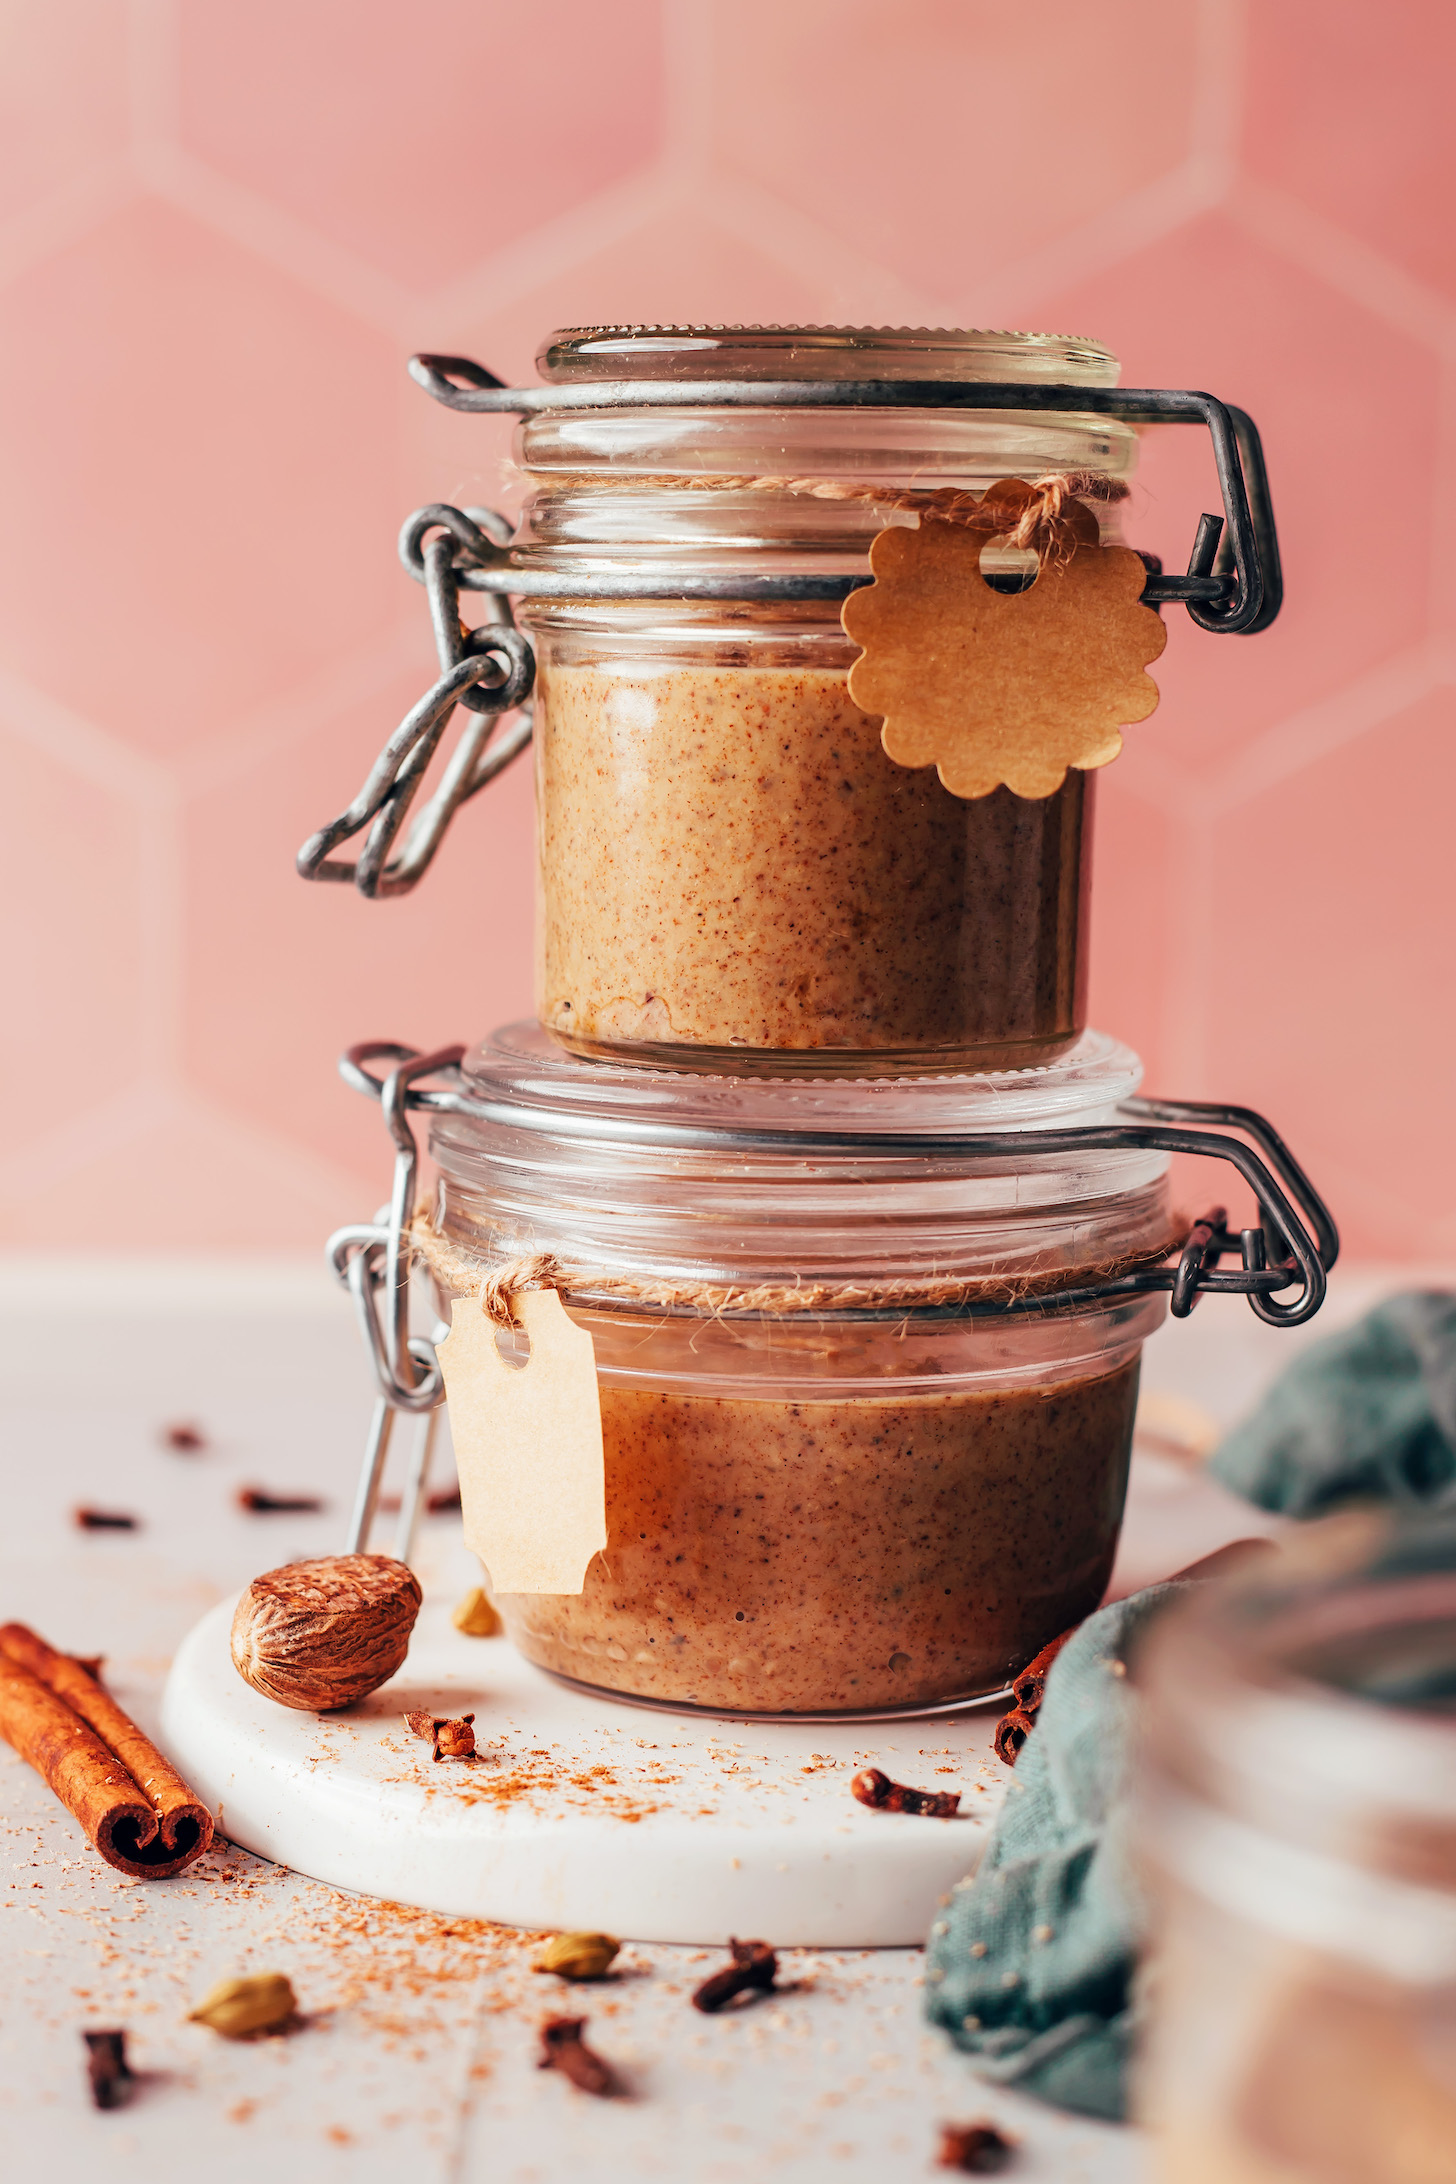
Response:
426,1022,1173,1312
536,323,1121,386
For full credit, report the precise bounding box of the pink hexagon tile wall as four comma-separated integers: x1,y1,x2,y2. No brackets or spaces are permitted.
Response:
0,1,1452,1262
182,657,536,1183
705,0,1203,303
177,0,668,295
0,0,130,225
0,719,154,1148
0,200,405,759
1244,3,1456,305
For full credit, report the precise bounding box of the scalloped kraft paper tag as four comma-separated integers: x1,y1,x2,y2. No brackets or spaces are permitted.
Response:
841,493,1166,801
436,1287,606,1595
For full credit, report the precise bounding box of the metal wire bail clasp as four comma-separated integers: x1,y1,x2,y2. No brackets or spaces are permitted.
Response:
296,510,534,897
326,1044,462,1554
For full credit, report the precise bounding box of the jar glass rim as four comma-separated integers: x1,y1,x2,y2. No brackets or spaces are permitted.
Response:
536,324,1121,387
458,1018,1145,1140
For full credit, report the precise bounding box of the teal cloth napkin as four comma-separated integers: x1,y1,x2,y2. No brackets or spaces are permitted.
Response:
1209,1291,1456,1515
924,1291,1456,2121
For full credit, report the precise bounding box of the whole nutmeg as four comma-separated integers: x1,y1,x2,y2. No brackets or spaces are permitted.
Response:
230,1554,422,1711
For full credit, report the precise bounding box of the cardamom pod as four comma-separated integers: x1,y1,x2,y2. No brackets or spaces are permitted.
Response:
452,1587,502,1637
188,1972,298,2039
534,1931,621,1982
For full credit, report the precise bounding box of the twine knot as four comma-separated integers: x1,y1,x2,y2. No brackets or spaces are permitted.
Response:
944,471,1130,569
480,1251,571,1329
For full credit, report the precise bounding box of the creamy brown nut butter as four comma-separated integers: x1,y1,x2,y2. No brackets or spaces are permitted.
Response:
536,662,1089,1073
496,1356,1139,1714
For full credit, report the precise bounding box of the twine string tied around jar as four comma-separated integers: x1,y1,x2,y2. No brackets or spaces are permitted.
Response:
414,1213,1190,1327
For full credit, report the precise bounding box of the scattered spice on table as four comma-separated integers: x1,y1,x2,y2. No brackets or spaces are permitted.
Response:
237,1487,325,1514
852,1767,961,1817
535,1931,620,1982
74,1508,138,1532
537,2014,618,2095
404,1710,476,1761
83,2028,134,2110
0,1621,213,1876
189,1972,299,2039
162,1422,207,1452
692,1937,779,2013
937,2120,1017,2172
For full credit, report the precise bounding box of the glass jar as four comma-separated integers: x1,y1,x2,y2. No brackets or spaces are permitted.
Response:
1136,1517,1456,2179
513,324,1141,1078
424,1020,1173,1717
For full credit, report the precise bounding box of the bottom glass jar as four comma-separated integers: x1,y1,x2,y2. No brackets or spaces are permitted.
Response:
425,1022,1174,1717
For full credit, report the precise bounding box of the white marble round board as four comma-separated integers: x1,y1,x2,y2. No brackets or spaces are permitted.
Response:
161,1595,1010,1947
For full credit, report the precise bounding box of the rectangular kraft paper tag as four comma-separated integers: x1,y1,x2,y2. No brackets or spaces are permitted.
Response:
435,1286,607,1595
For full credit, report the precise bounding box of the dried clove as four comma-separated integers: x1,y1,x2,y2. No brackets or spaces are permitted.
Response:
162,1422,207,1452
189,1972,298,2039
535,1931,621,1982
83,2028,134,2109
937,2120,1017,2172
404,1709,476,1761
237,1487,324,1514
852,1767,960,1817
74,1507,138,1532
692,1937,780,2014
537,2014,618,2095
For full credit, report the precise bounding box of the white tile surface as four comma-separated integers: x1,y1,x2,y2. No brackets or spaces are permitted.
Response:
0,1258,1433,2180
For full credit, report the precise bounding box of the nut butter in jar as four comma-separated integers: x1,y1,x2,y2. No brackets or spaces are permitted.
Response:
423,1020,1174,1717
514,325,1140,1077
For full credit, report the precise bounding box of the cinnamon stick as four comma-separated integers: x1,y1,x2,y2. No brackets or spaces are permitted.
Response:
0,1623,213,1878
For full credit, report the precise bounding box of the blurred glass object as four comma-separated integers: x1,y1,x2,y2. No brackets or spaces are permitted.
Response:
1136,1512,1456,2181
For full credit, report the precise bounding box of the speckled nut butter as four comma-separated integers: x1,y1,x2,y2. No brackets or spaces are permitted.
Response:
495,1358,1138,1715
536,663,1089,1074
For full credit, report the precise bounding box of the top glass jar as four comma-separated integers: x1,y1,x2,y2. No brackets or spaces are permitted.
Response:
512,324,1141,1078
